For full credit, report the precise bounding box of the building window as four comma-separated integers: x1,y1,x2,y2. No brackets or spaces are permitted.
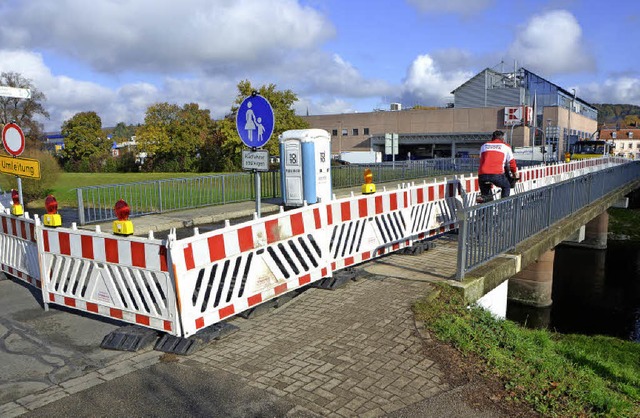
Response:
342,128,348,136
636,143,640,149
364,128,369,135
352,128,359,136
612,132,617,139
332,129,338,136
628,132,634,138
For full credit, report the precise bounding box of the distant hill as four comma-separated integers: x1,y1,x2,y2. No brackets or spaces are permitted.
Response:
592,103,640,127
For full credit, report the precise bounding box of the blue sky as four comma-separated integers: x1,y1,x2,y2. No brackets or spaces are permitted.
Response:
0,0,637,132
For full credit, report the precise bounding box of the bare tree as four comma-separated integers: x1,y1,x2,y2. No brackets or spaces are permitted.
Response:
0,72,49,141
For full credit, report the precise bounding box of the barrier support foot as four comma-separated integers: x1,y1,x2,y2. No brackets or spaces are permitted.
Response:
311,268,356,290
154,322,239,356
101,325,159,352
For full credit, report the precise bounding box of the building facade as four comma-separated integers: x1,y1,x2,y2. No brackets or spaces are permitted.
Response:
303,67,598,162
600,128,640,159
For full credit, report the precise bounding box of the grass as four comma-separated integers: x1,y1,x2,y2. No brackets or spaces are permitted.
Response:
413,285,640,417
608,207,640,241
22,172,251,208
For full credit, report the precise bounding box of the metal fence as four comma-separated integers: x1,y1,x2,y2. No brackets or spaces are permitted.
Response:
76,157,553,225
455,161,640,279
76,157,490,225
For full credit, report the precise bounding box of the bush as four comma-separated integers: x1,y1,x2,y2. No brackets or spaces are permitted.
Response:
0,149,62,203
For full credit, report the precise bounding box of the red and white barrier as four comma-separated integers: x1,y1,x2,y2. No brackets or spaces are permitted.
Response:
325,186,412,270
0,210,40,287
38,226,179,335
170,204,330,337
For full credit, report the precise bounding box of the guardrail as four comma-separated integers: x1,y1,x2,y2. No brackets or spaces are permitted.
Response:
455,160,640,279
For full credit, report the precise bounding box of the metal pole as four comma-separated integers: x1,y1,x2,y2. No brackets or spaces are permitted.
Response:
255,170,261,217
76,188,85,226
17,176,23,206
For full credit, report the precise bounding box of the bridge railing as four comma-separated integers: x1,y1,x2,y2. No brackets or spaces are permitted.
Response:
456,160,640,279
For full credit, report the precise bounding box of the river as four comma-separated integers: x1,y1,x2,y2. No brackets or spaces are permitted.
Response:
508,240,640,342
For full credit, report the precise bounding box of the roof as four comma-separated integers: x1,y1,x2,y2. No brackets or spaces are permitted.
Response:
599,128,640,140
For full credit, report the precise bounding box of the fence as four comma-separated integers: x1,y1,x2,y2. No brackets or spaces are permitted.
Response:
75,157,488,225
455,161,640,279
0,157,635,339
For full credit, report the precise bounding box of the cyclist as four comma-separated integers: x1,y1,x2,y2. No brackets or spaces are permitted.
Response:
478,130,518,201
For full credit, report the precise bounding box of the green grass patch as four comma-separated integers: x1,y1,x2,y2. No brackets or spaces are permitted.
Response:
14,172,248,209
414,285,640,417
608,208,640,241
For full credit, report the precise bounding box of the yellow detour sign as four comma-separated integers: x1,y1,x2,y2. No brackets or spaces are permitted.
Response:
0,155,41,179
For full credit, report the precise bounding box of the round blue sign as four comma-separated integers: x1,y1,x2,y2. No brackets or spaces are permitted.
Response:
236,94,275,148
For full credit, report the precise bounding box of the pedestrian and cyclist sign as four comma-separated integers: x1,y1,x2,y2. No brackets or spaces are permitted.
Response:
236,93,274,148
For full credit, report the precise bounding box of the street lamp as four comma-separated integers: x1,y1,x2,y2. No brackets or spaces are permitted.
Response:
532,126,546,163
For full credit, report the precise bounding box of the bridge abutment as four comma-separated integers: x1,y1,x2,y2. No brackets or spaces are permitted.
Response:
507,249,554,308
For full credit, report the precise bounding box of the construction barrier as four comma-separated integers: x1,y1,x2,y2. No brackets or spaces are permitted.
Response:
38,225,180,335
170,203,329,337
0,210,40,287
0,157,633,339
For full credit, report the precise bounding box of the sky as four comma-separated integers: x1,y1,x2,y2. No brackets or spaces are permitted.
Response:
0,0,638,133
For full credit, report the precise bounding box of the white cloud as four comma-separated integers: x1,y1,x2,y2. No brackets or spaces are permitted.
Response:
507,10,595,75
399,53,473,106
276,53,393,98
581,77,640,105
0,0,335,74
406,0,495,15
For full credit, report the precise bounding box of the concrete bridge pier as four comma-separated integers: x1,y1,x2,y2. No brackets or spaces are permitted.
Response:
507,249,555,308
582,211,609,249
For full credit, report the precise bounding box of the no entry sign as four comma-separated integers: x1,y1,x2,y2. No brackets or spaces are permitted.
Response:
2,123,25,156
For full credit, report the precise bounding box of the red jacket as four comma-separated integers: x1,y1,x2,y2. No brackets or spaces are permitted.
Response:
479,139,517,175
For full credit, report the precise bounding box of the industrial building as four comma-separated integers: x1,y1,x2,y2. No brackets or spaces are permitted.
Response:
302,66,598,162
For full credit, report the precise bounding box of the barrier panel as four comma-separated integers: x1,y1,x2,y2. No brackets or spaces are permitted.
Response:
406,179,461,239
324,186,412,270
0,210,40,288
170,204,330,337
38,225,180,335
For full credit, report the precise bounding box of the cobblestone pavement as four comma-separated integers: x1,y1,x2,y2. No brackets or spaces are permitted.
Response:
1,235,509,417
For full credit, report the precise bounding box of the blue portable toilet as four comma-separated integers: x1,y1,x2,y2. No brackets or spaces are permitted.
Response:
279,129,332,207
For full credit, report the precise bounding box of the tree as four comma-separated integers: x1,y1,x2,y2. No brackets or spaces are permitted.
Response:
60,111,110,172
135,103,216,172
0,72,49,142
109,122,137,142
216,80,309,169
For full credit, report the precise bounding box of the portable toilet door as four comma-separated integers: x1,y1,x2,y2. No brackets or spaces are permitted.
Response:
302,130,331,203
280,135,304,207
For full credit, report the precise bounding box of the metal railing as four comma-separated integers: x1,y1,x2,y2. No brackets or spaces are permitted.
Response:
456,161,640,279
76,157,492,225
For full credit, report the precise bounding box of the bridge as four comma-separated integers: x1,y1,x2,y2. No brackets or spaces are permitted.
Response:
0,157,638,347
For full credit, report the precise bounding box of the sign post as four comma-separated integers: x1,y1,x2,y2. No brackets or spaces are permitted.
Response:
0,86,33,208
236,92,275,217
385,133,398,169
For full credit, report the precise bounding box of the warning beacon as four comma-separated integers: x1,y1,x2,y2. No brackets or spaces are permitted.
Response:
113,199,134,235
43,195,62,227
361,168,376,194
10,189,23,216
